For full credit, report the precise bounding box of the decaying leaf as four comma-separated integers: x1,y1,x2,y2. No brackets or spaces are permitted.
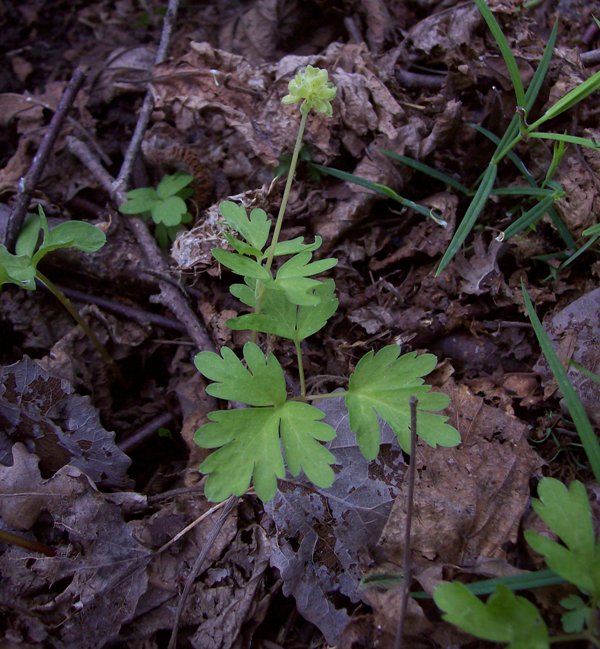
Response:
265,396,404,645
0,356,131,488
0,444,150,648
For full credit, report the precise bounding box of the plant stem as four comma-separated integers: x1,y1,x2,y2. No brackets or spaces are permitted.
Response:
0,528,56,557
36,270,118,373
294,340,306,397
265,110,308,272
304,390,347,401
549,633,600,647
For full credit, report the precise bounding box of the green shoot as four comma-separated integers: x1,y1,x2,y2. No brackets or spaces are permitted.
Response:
193,66,460,502
435,7,599,276
0,206,113,367
119,170,194,248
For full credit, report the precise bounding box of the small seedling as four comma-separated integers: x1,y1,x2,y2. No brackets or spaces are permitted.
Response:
434,477,600,648
0,206,112,366
118,170,194,248
193,66,460,503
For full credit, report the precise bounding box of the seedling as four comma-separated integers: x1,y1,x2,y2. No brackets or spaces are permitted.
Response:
0,206,112,367
193,66,460,503
118,170,194,248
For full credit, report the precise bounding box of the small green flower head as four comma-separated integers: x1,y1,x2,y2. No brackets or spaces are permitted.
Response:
282,65,337,117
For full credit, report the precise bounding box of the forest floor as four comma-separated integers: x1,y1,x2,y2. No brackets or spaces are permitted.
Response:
1,0,599,648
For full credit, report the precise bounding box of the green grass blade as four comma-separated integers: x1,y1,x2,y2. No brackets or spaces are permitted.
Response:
474,0,526,107
410,569,565,599
528,132,600,149
570,359,600,387
522,284,600,482
492,186,555,197
559,234,600,270
500,194,556,240
469,123,535,182
380,150,470,195
313,164,434,219
469,123,575,248
523,21,558,113
436,164,497,275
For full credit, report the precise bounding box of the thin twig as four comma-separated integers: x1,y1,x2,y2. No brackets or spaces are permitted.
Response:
113,0,179,194
5,67,86,250
397,68,445,90
119,411,175,453
394,396,418,649
581,48,600,66
56,283,188,334
167,496,238,649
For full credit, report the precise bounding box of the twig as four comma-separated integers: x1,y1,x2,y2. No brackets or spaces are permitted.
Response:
119,411,175,453
394,396,418,649
581,48,600,67
5,67,86,251
167,496,238,649
112,0,179,195
56,283,188,334
397,69,445,90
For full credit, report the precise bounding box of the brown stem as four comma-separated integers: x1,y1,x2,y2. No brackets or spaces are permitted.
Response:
394,396,418,649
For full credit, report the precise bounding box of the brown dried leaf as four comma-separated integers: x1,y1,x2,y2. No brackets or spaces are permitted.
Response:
378,378,542,571
0,357,132,489
0,444,149,648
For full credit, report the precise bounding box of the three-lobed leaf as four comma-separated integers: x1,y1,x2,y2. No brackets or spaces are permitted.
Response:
228,279,338,341
345,346,460,459
433,582,549,649
219,201,271,252
156,171,193,199
194,342,336,501
524,478,600,597
118,187,159,214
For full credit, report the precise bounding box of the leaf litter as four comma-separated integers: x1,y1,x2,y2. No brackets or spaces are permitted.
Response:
1,0,599,647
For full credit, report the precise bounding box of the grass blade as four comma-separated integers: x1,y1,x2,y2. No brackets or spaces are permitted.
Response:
313,163,435,220
530,70,600,129
492,186,555,197
380,150,470,195
474,0,525,107
436,164,497,275
528,132,600,149
522,284,600,482
410,569,564,599
523,21,558,113
559,234,600,270
499,194,556,241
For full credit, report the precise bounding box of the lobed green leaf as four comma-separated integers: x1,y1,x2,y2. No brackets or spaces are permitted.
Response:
213,248,271,280
524,478,600,597
433,582,549,649
345,346,460,459
150,195,187,226
156,171,194,199
118,187,158,214
219,201,271,252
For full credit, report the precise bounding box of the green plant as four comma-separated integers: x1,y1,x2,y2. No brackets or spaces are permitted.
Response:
434,477,600,648
193,66,461,503
0,205,112,365
118,170,194,248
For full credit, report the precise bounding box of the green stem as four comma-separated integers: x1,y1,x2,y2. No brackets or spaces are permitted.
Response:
304,390,347,401
253,109,309,330
294,339,306,397
36,270,118,374
265,109,309,272
549,633,600,647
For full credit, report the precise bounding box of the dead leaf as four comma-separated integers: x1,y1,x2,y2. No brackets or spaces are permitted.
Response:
0,356,132,489
378,378,543,570
266,396,404,646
